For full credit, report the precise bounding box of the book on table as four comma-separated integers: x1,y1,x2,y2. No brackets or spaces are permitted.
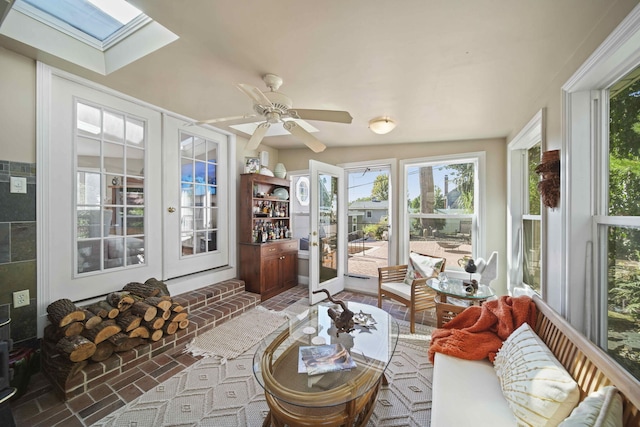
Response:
298,343,357,376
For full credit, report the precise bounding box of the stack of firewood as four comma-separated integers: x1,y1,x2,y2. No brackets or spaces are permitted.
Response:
42,278,188,384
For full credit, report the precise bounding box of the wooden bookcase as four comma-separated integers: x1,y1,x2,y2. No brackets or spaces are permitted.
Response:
238,173,298,301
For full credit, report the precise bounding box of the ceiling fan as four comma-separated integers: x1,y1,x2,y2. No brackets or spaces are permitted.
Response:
196,74,353,153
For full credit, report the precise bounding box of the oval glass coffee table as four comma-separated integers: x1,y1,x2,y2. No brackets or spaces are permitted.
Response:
253,301,399,427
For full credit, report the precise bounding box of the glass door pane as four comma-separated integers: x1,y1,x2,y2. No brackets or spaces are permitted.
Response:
75,101,146,274
346,166,390,278
179,133,218,256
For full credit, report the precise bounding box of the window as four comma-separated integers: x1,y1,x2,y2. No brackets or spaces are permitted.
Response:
563,7,640,381
403,155,481,271
598,65,640,380
366,210,372,218
507,109,544,295
522,144,542,292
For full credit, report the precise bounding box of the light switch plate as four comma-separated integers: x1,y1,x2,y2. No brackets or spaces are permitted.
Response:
10,176,27,194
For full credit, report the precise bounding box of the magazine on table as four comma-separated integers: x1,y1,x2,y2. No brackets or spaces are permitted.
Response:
298,343,357,376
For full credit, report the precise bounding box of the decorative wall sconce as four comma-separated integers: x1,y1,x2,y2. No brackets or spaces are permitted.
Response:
535,149,560,208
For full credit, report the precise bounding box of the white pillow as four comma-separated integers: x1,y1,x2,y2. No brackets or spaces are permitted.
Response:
559,386,623,427
403,252,444,285
494,323,580,426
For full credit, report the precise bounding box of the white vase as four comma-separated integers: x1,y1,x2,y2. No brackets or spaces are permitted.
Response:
274,162,287,179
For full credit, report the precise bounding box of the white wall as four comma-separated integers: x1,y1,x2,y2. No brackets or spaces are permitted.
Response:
0,47,36,162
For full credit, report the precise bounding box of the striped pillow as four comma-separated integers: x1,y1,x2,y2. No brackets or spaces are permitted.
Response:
494,323,580,426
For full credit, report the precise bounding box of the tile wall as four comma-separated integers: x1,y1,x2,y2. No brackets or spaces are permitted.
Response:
0,160,37,343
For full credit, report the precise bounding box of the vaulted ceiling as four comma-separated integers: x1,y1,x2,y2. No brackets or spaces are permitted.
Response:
0,0,624,149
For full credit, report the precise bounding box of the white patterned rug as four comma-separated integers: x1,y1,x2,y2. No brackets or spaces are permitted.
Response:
92,304,434,427
185,306,292,361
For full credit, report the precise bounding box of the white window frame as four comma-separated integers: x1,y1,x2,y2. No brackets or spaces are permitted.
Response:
562,4,640,339
399,152,485,267
507,109,546,296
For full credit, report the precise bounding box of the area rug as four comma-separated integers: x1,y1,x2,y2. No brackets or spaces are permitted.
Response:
185,306,292,362
92,306,434,427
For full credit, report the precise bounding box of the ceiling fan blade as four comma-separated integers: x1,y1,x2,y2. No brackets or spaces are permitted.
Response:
283,121,326,153
246,122,270,151
237,83,273,107
194,113,258,125
290,109,353,124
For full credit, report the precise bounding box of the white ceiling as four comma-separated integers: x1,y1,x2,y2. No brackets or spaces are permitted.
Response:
0,0,622,150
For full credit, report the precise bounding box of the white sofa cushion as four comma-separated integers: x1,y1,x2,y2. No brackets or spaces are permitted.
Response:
559,386,623,427
380,281,411,300
494,323,580,426
432,352,517,427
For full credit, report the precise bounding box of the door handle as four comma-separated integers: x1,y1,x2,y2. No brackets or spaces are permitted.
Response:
167,207,176,213
312,241,318,247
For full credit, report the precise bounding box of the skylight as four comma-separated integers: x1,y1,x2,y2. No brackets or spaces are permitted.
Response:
1,0,179,74
17,0,145,45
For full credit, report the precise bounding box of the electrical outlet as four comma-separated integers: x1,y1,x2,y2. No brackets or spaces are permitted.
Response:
13,290,30,308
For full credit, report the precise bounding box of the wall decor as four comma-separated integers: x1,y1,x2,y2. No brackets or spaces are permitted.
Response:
535,149,560,208
244,157,260,174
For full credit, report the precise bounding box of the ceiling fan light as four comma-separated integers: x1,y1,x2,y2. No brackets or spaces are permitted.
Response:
369,117,396,134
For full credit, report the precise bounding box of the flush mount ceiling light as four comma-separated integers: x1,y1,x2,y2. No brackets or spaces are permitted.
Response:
368,117,396,134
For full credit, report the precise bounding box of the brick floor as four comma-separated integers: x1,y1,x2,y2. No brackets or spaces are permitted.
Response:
9,285,435,426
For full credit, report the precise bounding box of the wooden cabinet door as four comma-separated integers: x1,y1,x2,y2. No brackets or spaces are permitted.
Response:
261,255,281,296
280,252,298,289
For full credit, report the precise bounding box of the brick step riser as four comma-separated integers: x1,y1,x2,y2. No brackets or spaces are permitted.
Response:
42,279,258,400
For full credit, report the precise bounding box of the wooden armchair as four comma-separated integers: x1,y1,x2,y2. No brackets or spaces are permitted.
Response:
377,253,446,333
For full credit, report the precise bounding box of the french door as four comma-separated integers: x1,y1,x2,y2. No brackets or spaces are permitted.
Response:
309,160,347,304
44,70,162,303
162,115,228,279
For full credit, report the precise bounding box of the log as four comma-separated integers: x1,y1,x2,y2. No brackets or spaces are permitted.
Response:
56,335,97,362
144,277,170,296
85,303,108,318
161,309,171,321
82,319,121,344
96,301,119,319
178,319,190,330
90,341,115,362
149,329,163,342
170,303,185,313
115,312,142,332
47,299,85,327
113,337,145,352
130,301,157,322
107,332,130,347
128,326,150,339
168,312,188,323
145,297,172,312
82,309,102,330
123,281,160,298
106,292,135,311
163,322,178,335
42,353,87,385
43,323,83,343
142,317,165,331
62,322,84,337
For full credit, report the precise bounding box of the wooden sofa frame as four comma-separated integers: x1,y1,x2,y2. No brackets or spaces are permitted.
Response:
437,295,640,425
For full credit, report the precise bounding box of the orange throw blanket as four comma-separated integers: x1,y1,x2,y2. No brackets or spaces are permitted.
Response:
428,295,537,363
